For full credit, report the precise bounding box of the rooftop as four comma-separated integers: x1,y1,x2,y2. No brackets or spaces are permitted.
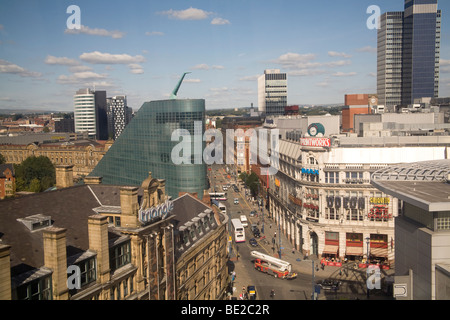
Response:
371,160,450,212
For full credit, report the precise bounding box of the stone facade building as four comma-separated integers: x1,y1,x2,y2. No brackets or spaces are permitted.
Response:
0,167,228,300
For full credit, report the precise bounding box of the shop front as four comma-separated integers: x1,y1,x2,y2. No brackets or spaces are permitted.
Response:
321,231,342,266
345,233,364,262
358,234,390,270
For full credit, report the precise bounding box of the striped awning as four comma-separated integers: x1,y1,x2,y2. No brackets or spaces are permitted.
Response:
346,246,363,256
322,245,339,255
370,247,388,258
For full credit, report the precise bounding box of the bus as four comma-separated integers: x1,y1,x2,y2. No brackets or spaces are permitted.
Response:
231,218,246,243
212,199,227,214
209,192,227,201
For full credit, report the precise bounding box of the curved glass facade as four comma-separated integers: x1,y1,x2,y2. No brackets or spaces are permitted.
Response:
89,99,207,199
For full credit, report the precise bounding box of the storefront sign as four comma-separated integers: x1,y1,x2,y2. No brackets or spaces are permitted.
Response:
300,138,331,147
139,200,174,224
369,197,390,204
289,194,302,207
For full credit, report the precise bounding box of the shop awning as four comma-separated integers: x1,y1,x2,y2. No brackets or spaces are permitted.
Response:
322,245,339,255
346,246,363,256
370,247,388,258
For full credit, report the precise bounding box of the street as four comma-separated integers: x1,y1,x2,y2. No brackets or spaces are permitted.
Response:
209,164,395,301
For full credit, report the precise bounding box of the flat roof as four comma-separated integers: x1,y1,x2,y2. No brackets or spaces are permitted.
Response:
371,159,450,212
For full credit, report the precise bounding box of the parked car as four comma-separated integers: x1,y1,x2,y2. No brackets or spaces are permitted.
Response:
249,211,257,217
249,238,258,247
317,279,341,291
234,198,239,204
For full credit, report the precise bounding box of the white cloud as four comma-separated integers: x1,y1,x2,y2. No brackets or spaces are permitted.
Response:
192,64,225,70
159,7,212,20
128,64,144,74
184,78,201,83
145,31,164,36
65,25,125,39
239,75,260,81
45,55,80,66
289,69,327,77
316,81,330,88
332,72,357,77
69,65,93,73
211,17,230,25
328,51,352,58
80,51,146,65
57,71,107,84
271,52,317,69
356,46,377,53
0,59,41,78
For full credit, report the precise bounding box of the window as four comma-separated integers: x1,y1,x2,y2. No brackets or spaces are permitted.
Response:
325,172,339,184
78,257,96,287
110,241,131,272
15,275,52,300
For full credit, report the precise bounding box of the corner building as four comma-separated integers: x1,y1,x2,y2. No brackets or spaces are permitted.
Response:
268,133,450,267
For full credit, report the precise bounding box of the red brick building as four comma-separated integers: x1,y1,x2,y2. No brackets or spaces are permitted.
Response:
0,164,15,199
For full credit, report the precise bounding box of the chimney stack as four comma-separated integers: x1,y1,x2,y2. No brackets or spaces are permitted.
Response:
55,165,74,189
84,176,103,185
0,244,12,300
120,187,140,228
43,227,69,300
88,215,110,284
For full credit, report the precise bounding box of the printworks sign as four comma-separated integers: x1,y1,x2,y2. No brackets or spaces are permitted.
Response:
139,200,174,224
300,138,331,147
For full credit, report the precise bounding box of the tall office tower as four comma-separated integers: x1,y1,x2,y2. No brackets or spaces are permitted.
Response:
94,91,108,140
377,0,441,110
107,96,132,140
257,69,287,116
377,12,404,108
74,88,96,138
89,74,208,200
402,0,441,106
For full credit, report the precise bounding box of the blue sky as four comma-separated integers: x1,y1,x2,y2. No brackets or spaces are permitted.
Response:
0,0,450,111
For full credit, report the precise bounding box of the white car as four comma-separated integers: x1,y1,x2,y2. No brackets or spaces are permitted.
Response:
240,215,248,227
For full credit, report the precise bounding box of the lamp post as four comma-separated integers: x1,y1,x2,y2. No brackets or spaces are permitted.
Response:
366,236,370,299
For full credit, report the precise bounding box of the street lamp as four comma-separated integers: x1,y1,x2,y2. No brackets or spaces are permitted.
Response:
366,236,371,299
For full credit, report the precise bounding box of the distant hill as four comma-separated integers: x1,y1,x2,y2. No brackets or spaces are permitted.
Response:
0,108,63,115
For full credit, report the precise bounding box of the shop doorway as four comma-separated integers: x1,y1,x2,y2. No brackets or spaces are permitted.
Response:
310,232,318,256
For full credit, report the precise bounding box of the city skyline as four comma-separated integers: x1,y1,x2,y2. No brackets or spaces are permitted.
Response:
1,0,450,112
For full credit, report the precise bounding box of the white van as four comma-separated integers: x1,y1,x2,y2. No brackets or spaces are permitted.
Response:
240,215,248,227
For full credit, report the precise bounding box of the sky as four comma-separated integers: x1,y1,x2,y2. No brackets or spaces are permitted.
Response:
0,0,450,112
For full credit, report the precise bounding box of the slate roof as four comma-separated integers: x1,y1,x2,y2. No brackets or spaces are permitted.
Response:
0,164,14,178
0,184,128,277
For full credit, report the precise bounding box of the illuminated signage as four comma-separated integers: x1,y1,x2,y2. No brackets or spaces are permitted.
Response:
300,138,330,147
369,197,390,205
138,200,174,224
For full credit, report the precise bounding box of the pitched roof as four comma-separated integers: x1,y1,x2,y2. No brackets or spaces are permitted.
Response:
0,164,14,178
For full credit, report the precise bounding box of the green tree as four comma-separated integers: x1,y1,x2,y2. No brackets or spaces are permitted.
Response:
0,153,5,165
15,156,55,192
29,178,42,193
239,171,260,197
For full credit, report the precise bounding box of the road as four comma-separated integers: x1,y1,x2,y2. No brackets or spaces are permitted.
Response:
208,164,329,300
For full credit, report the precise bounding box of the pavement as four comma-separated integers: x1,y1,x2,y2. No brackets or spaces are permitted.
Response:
227,201,396,301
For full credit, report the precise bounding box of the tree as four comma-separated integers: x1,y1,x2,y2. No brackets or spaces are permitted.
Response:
0,153,5,165
15,156,55,192
239,171,260,197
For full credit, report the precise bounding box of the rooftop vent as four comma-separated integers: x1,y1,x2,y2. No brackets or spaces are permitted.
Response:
17,214,52,232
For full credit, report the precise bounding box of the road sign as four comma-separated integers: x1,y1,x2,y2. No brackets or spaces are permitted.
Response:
393,284,407,298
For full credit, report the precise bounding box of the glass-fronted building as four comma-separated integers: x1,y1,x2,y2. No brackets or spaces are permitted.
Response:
89,99,207,200
402,0,441,105
377,0,441,110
